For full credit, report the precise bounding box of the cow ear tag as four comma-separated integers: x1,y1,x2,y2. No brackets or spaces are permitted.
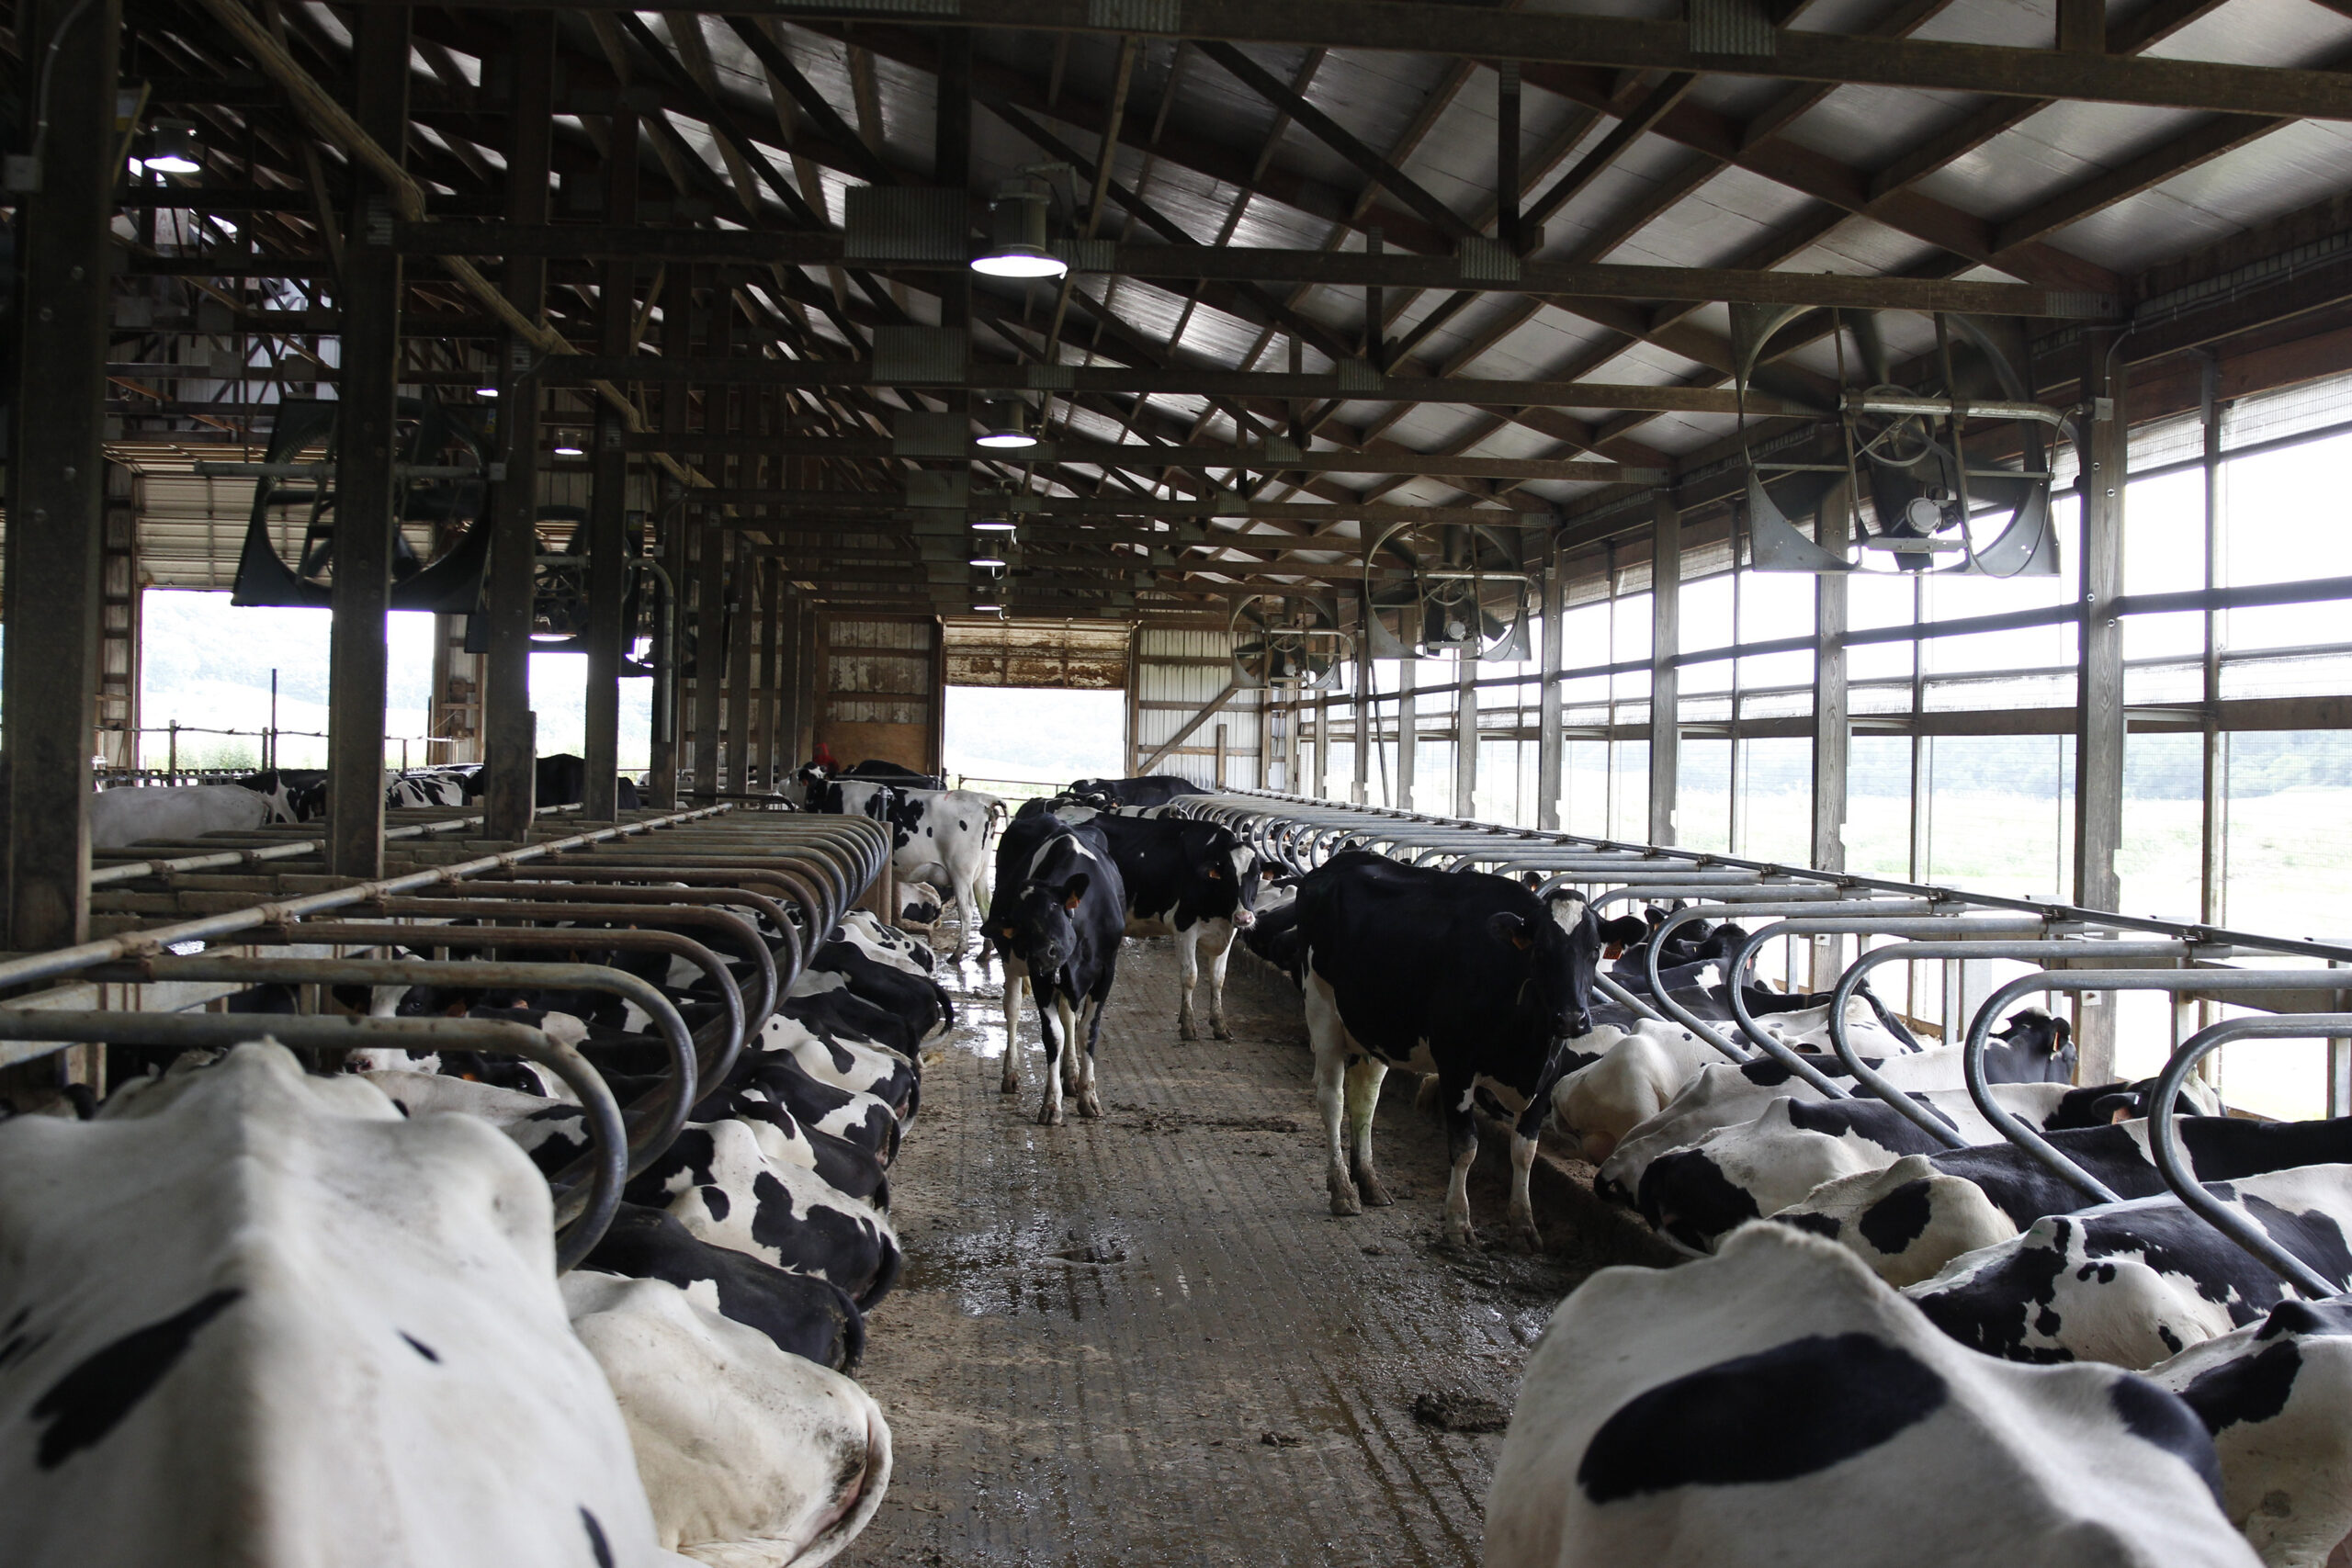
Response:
1603,944,1624,961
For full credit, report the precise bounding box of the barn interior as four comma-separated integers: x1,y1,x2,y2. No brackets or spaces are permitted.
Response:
6,0,2352,1562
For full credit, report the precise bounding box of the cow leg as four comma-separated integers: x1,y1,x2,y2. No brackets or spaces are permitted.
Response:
1075,993,1107,1119
1305,971,1359,1216
1056,996,1082,1098
1176,925,1202,1041
1441,1082,1480,1251
1345,1056,1392,1206
1035,1000,1065,1126
999,967,1025,1095
1204,924,1236,1040
1505,1128,1543,1253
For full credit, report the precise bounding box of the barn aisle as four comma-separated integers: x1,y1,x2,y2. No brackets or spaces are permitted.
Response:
841,939,1609,1568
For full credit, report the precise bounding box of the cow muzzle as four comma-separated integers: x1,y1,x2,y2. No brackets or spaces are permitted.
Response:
1231,908,1256,929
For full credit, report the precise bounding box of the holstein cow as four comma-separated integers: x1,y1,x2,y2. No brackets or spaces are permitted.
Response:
807,779,1002,957
88,782,285,850
234,768,328,821
459,753,641,810
1294,850,1600,1250
1067,774,1207,809
1904,1165,2352,1370
580,1202,866,1372
1777,1100,2311,1289
0,1043,668,1567
1485,1223,2261,1568
2153,1295,2352,1568
386,769,471,808
1085,814,1269,1041
1982,1006,2077,1083
561,1271,892,1567
987,818,1127,1126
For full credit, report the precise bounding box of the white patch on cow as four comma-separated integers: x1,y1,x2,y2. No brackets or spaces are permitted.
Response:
0,1043,662,1564
788,968,851,998
561,1270,891,1564
87,784,277,850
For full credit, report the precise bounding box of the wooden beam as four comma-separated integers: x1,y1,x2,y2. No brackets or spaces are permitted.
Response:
1141,682,1243,773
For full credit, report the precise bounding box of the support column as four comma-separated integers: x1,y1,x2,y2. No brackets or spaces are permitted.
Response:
774,588,802,781
325,3,410,878
1536,551,1565,831
1396,660,1417,811
754,560,781,789
1647,492,1680,847
1812,504,1849,872
1453,649,1478,818
3,0,119,950
797,607,820,764
725,550,755,793
1311,693,1329,799
582,109,637,820
1351,648,1371,806
691,529,725,797
484,15,552,839
2073,332,2128,1084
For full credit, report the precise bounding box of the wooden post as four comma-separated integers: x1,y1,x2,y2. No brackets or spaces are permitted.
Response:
1351,647,1371,806
483,15,551,840
1396,660,1418,811
325,2,410,879
1214,723,1228,788
2074,331,2128,1085
1453,649,1478,818
692,530,726,797
1648,491,1681,847
2,0,119,950
724,538,755,794
1812,502,1850,873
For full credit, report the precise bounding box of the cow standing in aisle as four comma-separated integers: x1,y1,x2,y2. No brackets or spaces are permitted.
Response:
802,772,1002,956
1085,814,1270,1041
987,818,1127,1126
1294,851,1602,1251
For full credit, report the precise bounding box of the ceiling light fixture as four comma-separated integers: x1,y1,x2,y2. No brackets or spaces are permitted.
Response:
146,119,201,175
968,552,1007,570
970,176,1068,279
552,432,585,457
977,398,1037,450
971,602,1001,615
970,517,1018,533
475,385,499,398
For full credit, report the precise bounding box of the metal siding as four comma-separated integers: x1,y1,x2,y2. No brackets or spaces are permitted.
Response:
1134,625,1261,786
942,616,1132,689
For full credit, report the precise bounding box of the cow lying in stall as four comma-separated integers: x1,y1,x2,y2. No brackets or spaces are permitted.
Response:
1293,851,1602,1251
1486,1223,2261,1568
2,904,943,1566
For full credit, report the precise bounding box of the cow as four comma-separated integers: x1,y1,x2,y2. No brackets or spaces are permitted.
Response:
88,782,284,850
0,1043,667,1566
1294,850,1601,1251
833,910,936,976
755,1013,919,1125
897,881,944,931
807,781,1002,957
578,1202,866,1372
1485,1223,2260,1568
2152,1294,2352,1568
797,938,955,1043
561,1270,891,1566
460,753,641,810
1084,814,1269,1041
385,769,470,808
1904,1165,2352,1370
702,1050,901,1168
1983,1006,2077,1084
626,1116,902,1311
1068,774,1208,809
233,768,328,821
1779,1104,2328,1288
986,817,1127,1126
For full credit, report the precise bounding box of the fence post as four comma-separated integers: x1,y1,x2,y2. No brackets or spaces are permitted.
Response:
168,722,178,779
1214,723,1228,789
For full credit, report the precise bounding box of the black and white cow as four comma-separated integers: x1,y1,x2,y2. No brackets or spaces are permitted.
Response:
1905,1165,2352,1370
0,1043,668,1564
1486,1222,2261,1568
1294,850,1600,1250
2152,1294,2352,1568
807,780,1002,956
797,938,955,1043
88,782,288,849
233,768,328,822
580,1201,866,1371
385,769,471,808
1067,774,1207,810
1778,1103,2318,1287
1085,814,1269,1041
459,753,640,810
1982,1006,2077,1083
986,817,1126,1126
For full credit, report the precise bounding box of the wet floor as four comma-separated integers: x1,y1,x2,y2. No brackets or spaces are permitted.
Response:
842,937,1627,1568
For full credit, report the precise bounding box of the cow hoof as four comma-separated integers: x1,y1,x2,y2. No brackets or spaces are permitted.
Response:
999,1073,1020,1095
1442,1223,1479,1254
1179,1021,1199,1042
1212,1023,1232,1041
1038,1103,1065,1127
1357,1173,1395,1207
1329,1184,1363,1218
1510,1224,1544,1255
1077,1091,1103,1119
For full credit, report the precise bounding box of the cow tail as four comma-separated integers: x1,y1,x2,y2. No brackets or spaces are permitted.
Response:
931,977,956,1031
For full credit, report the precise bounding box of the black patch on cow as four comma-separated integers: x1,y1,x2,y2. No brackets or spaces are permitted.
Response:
700,1183,730,1224
1775,1210,1843,1239
1908,1222,2075,1363
2109,1375,2229,1506
2261,1297,2352,1340
31,1287,243,1468
401,1332,440,1363
2178,1338,2301,1437
1637,1150,1759,1248
1577,1333,1946,1502
1858,1179,1936,1257
581,1506,615,1568
2242,1193,2352,1292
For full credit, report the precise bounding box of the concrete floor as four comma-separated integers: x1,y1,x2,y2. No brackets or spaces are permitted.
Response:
842,939,1630,1568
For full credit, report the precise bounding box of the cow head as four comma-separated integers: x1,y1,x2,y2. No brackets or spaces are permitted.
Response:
999,873,1093,981
1489,889,1602,1044
1191,835,1271,928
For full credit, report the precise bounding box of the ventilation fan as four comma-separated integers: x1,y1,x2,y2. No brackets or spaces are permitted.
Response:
228,396,492,611
1230,593,1351,689
1361,521,1533,661
1734,307,2066,578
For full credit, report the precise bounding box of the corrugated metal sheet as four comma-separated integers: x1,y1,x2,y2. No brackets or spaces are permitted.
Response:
825,616,936,728
1134,625,1262,787
944,616,1130,689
